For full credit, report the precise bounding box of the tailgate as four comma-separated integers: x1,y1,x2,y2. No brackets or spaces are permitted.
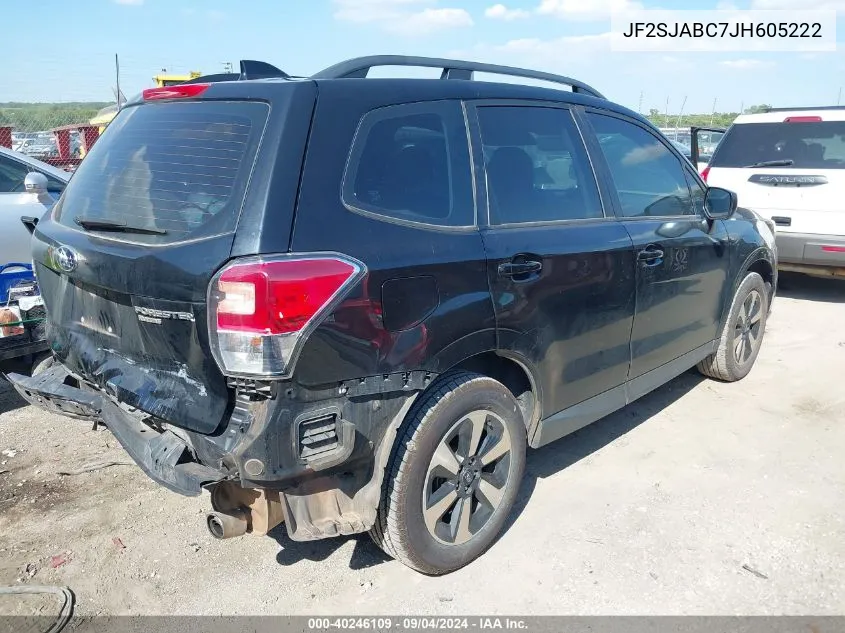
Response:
30,88,313,434
707,167,845,235
707,117,845,236
32,234,234,434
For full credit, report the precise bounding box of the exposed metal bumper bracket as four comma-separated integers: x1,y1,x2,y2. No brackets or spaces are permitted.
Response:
6,366,226,497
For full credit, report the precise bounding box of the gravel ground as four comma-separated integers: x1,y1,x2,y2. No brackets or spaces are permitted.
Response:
0,273,843,616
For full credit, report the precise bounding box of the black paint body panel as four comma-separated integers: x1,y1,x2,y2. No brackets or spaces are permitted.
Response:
18,74,777,508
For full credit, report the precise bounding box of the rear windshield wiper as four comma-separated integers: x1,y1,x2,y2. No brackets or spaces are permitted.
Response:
75,217,168,235
744,159,794,168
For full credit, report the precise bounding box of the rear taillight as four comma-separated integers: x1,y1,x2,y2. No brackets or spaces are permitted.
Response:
784,116,822,123
142,83,211,101
701,166,710,182
208,254,366,378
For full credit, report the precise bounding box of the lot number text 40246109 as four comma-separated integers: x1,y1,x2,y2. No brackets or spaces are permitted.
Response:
307,617,529,630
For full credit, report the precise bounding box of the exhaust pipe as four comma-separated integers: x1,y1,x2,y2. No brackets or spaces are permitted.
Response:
206,508,249,539
205,482,285,539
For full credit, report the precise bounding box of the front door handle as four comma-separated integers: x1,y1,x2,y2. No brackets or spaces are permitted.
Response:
498,261,542,277
637,247,664,264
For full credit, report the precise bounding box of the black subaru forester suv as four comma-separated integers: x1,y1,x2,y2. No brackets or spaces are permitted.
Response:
8,56,777,575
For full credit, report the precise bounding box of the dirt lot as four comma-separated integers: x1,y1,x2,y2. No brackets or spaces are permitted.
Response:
1,273,843,616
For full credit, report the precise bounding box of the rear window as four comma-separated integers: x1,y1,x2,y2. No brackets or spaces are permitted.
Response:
54,100,269,245
711,120,845,169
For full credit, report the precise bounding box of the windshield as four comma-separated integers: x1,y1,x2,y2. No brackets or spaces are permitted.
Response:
710,121,845,169
53,100,269,245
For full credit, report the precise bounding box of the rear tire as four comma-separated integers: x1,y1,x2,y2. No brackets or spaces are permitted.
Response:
697,272,769,382
370,371,527,575
30,353,54,377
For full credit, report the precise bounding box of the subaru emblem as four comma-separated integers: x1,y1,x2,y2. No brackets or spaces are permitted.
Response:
53,246,78,273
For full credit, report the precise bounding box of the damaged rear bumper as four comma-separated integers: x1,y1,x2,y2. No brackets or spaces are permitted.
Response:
6,364,226,497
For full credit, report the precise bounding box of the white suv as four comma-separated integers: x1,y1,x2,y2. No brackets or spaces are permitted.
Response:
703,107,845,279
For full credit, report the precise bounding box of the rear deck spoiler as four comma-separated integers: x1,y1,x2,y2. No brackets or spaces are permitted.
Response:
179,60,292,85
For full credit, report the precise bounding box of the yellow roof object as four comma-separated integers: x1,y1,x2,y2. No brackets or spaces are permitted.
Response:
90,104,119,127
153,71,202,87
88,69,204,129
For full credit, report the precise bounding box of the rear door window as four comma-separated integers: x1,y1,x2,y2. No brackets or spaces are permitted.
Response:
711,121,845,169
53,101,269,245
476,105,603,225
342,100,474,228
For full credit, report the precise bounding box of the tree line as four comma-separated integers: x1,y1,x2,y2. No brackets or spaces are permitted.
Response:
0,101,773,135
644,105,772,130
0,102,111,133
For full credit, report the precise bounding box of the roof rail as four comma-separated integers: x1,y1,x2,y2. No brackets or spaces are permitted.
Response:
311,55,605,99
758,105,845,113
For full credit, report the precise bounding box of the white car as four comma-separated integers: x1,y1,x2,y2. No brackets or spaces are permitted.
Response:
0,146,69,265
702,107,845,279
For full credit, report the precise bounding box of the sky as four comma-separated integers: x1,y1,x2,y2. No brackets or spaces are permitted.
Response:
1,0,844,114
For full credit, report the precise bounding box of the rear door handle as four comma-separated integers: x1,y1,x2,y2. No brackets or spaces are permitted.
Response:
498,261,542,277
637,247,664,264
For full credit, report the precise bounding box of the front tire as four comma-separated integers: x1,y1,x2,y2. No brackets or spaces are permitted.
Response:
697,272,769,382
371,371,527,575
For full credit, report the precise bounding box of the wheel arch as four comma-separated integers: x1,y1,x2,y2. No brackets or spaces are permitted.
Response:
448,351,541,433
720,248,777,331
367,349,540,535
425,331,542,433
740,247,776,284
746,256,776,301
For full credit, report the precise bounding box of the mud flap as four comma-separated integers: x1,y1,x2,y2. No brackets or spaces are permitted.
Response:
6,366,226,497
279,395,419,541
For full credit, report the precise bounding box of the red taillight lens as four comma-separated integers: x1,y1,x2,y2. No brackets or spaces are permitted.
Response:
821,245,845,253
784,116,822,123
208,254,365,377
701,166,710,182
142,83,211,101
216,258,359,334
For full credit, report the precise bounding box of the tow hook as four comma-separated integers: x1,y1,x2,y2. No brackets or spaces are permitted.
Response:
206,481,285,540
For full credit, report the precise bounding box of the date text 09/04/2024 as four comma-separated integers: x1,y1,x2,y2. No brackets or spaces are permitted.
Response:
622,21,823,38
307,618,529,630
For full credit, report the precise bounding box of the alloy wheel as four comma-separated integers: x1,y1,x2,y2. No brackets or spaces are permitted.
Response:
422,409,513,546
734,289,763,364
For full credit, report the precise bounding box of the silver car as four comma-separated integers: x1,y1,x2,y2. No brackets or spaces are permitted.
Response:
0,146,69,265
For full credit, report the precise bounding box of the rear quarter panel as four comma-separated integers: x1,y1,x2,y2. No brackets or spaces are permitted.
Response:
289,83,496,387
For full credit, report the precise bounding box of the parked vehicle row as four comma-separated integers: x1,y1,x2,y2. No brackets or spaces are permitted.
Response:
701,106,845,279
0,148,66,376
0,146,69,263
11,131,83,160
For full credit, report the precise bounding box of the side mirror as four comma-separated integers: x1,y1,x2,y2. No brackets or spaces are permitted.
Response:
21,216,39,235
24,172,49,195
704,186,737,220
